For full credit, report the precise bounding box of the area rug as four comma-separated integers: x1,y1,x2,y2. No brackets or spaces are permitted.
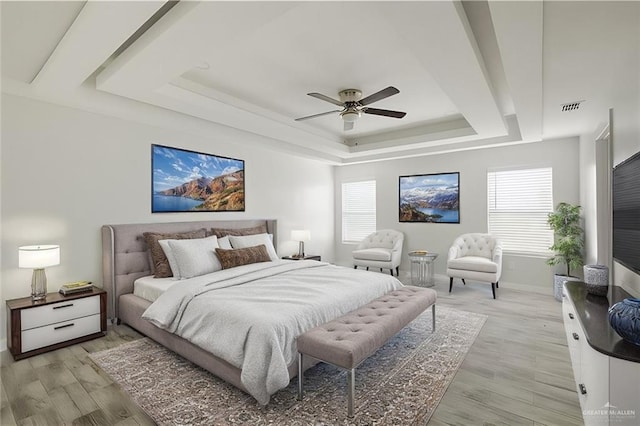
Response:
90,306,486,425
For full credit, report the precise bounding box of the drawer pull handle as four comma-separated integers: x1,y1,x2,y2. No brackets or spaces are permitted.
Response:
572,332,579,340
54,323,74,330
568,313,574,319
579,383,587,395
53,304,74,310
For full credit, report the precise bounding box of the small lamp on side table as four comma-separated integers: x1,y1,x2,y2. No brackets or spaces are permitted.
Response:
291,230,311,258
18,245,60,301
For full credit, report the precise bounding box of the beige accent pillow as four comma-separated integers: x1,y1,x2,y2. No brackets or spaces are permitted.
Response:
143,229,207,278
215,245,271,269
210,225,267,238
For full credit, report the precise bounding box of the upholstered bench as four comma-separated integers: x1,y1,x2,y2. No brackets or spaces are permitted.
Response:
296,286,437,416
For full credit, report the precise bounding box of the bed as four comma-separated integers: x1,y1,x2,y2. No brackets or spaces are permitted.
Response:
102,219,403,405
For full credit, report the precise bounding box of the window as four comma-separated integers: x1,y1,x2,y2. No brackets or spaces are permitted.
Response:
342,180,376,243
487,167,553,255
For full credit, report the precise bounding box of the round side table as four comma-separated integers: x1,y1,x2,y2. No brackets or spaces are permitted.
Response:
408,251,439,287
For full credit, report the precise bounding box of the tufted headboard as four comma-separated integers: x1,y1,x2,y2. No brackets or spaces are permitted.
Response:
101,219,277,320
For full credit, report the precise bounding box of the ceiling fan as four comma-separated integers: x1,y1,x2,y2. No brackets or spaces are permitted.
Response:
295,86,406,131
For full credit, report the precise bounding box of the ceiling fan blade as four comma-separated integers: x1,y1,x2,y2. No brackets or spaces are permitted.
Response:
344,120,355,131
295,110,341,121
363,108,406,119
307,92,344,107
359,86,400,106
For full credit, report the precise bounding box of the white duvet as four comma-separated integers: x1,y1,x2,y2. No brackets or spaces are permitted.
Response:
142,260,403,405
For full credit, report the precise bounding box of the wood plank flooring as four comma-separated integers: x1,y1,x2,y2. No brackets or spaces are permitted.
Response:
1,277,582,425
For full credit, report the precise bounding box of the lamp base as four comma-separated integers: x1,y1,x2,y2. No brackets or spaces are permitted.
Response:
297,241,305,258
31,268,47,301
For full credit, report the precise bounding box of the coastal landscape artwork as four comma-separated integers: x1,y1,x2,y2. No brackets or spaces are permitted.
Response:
399,172,460,223
152,144,245,212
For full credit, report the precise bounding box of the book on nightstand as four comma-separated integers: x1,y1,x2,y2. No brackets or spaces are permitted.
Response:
59,281,94,295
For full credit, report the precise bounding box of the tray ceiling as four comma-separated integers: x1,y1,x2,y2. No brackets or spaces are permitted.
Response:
2,1,637,164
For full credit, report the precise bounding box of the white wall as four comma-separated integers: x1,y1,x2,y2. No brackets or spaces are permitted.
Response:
0,94,335,347
334,138,581,293
610,44,640,297
578,2,640,296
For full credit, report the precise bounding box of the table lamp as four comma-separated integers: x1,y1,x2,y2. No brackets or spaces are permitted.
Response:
291,230,311,258
19,245,60,301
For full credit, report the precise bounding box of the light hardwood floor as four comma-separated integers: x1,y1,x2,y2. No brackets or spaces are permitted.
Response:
1,277,582,425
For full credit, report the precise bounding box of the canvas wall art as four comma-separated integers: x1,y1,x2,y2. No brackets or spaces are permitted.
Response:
152,144,245,212
399,172,460,223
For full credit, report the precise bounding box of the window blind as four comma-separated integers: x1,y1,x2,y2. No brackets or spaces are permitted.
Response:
487,167,553,255
342,180,376,243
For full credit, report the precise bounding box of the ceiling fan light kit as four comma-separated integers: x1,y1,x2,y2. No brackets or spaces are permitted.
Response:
295,86,407,131
341,110,361,122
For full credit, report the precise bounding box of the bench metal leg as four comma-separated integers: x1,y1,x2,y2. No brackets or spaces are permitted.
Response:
297,353,303,400
432,304,436,332
347,368,355,417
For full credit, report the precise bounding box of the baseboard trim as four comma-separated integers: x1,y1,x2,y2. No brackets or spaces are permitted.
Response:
433,274,553,296
333,262,552,295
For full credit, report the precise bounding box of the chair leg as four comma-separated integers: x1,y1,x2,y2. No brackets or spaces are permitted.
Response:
366,267,369,271
462,279,466,285
496,281,499,288
491,282,496,299
354,265,357,269
396,266,399,276
449,277,453,293
389,269,393,276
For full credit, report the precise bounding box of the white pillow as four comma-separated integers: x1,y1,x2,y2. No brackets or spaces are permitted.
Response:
228,233,278,261
158,239,180,280
217,236,232,250
167,235,221,279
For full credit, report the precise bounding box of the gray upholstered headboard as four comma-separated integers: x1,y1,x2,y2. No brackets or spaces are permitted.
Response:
101,219,277,320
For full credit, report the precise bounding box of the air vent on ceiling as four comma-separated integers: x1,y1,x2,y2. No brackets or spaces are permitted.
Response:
561,100,585,112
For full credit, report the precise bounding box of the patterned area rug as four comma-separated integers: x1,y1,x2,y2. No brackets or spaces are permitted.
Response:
90,306,486,425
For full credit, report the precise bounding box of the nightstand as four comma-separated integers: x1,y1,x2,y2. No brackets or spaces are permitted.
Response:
6,287,107,360
282,255,322,261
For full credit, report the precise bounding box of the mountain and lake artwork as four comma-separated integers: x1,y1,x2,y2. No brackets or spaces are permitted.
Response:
399,172,460,223
152,144,245,212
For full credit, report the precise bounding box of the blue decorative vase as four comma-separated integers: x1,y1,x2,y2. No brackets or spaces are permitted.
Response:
608,298,640,346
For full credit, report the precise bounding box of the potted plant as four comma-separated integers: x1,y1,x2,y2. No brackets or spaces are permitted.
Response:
547,202,584,301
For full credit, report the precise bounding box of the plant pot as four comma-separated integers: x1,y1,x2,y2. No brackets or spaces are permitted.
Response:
608,298,640,346
554,274,581,302
583,264,609,297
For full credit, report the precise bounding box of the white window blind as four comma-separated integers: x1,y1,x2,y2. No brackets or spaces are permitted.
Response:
342,180,376,243
487,167,553,255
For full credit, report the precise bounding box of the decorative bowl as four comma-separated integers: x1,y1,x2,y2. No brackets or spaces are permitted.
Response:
608,298,640,347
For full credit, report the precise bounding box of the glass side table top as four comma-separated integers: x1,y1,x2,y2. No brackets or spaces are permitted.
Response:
408,251,439,260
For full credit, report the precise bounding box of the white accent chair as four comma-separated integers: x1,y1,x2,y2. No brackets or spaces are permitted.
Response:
352,230,404,276
447,233,503,299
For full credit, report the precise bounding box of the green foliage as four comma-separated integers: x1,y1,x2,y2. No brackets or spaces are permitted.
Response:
546,202,584,277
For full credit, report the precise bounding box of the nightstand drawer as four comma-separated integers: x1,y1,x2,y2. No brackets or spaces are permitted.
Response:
22,313,102,352
21,295,100,330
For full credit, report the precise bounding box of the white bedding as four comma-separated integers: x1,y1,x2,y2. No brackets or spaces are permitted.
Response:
134,276,177,302
142,260,403,405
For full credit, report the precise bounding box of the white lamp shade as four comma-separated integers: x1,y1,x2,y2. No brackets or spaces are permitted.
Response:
19,245,60,268
291,230,311,242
